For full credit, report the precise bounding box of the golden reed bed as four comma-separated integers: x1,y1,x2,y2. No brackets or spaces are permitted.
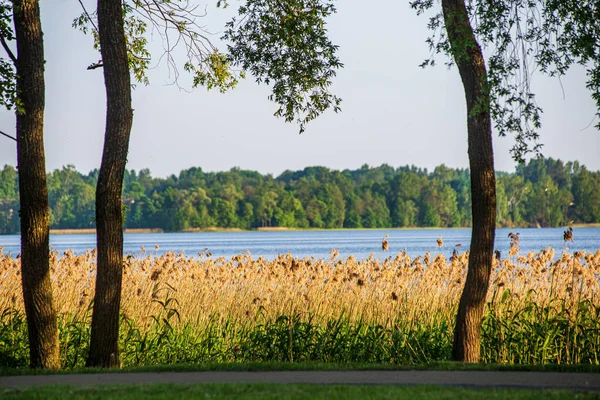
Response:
1,245,600,329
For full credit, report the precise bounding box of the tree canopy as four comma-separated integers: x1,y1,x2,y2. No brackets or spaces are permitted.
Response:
1,157,598,234
72,0,342,132
411,0,600,161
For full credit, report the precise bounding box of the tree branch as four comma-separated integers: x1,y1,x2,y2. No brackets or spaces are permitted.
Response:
77,0,100,34
0,130,16,141
0,32,17,65
87,60,103,70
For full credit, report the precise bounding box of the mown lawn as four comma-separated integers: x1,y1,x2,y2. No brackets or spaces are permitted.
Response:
3,361,600,376
2,384,598,400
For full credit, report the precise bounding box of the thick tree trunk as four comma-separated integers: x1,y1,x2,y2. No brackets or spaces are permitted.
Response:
86,0,133,368
441,0,497,362
13,0,60,369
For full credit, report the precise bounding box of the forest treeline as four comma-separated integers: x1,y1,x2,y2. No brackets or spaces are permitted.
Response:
0,157,599,234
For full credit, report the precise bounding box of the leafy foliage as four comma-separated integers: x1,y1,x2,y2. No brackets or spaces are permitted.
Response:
0,1,17,111
1,157,598,234
74,0,342,129
223,0,342,132
410,0,600,162
73,0,238,90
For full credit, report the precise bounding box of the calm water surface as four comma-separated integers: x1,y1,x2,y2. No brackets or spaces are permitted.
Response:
1,228,599,261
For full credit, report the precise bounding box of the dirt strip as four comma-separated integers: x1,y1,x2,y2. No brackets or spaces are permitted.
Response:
1,370,600,390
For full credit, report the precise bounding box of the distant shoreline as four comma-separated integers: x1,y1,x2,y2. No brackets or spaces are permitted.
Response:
50,228,164,235
181,227,243,233
572,223,600,228
42,223,600,235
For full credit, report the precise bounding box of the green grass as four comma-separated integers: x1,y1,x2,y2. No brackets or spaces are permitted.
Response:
2,384,598,400
3,361,600,377
2,301,600,372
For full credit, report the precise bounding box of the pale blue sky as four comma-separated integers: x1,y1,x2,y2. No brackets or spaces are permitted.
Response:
0,0,598,177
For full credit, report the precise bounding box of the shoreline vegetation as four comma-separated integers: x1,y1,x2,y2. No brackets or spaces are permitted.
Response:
1,243,600,368
572,222,600,228
1,157,600,235
38,222,600,235
49,228,164,235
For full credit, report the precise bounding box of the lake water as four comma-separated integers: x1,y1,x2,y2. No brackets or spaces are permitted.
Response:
0,228,598,261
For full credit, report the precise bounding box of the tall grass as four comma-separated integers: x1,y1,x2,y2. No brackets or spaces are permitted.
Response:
1,244,599,368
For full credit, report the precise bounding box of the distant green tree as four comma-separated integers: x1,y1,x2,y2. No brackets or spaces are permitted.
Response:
174,200,199,231
47,166,95,228
495,177,511,227
361,191,391,228
393,199,419,227
420,203,442,228
0,165,17,199
275,192,307,228
0,166,19,234
391,170,423,227
317,183,345,228
524,176,572,227
255,189,278,227
237,201,255,229
3,159,600,233
344,193,364,228
212,198,238,228
572,167,600,223
418,180,459,227
306,198,326,228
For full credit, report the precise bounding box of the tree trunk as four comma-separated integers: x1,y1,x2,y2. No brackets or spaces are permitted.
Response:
13,0,60,369
86,0,133,368
441,0,497,362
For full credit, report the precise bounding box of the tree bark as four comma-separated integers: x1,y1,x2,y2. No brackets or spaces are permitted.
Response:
86,0,133,368
441,0,497,362
13,0,61,369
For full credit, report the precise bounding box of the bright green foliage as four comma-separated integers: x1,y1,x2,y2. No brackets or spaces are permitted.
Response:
0,56,15,108
223,0,342,133
572,168,600,223
0,1,16,111
72,4,151,85
46,165,96,229
186,52,239,93
0,157,598,233
122,5,151,86
2,295,600,367
410,0,600,162
73,0,341,130
0,164,17,199
0,308,28,367
73,0,238,90
482,296,600,365
0,165,18,234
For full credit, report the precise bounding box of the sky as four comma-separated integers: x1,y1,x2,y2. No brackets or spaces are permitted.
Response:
0,0,598,178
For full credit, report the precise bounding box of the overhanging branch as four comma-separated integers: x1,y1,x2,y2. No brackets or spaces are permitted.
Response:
87,60,103,70
0,130,16,141
77,0,100,34
0,32,17,65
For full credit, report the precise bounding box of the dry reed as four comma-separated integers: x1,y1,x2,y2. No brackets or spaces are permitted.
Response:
2,245,599,331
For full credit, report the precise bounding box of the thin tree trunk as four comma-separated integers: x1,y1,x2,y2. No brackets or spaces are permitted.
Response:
441,0,497,362
86,0,133,368
13,0,60,369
